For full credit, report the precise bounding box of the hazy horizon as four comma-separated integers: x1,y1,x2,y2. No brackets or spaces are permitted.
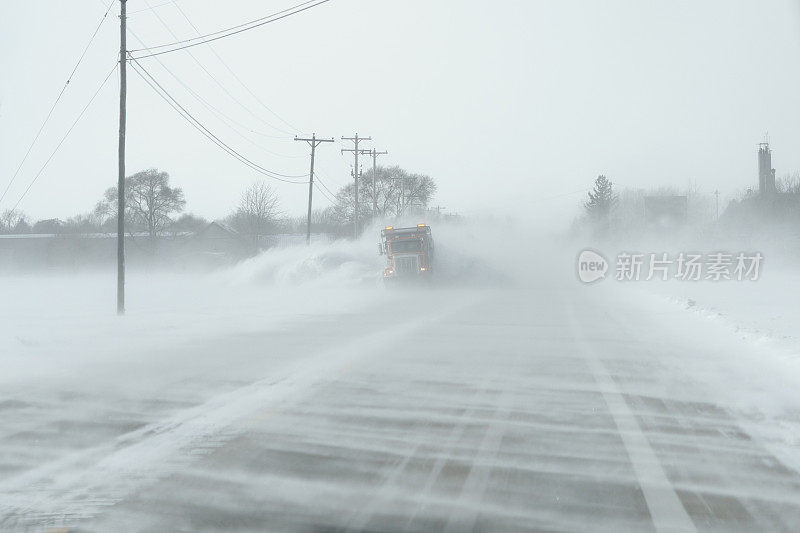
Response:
2,0,800,225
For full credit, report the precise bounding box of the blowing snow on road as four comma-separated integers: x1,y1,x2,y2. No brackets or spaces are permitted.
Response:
1,225,800,532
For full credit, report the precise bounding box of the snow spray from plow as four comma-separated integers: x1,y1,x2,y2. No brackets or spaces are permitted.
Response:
219,221,532,289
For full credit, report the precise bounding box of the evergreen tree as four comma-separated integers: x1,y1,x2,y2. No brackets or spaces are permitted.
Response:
584,175,617,221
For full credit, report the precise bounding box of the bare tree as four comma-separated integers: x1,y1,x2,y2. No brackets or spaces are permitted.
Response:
330,185,374,226
361,165,405,217
128,169,185,238
231,181,281,238
332,165,437,224
95,169,185,238
0,209,29,234
399,173,436,214
777,171,800,194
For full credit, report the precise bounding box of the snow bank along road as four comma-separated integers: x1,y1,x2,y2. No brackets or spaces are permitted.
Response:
1,278,800,531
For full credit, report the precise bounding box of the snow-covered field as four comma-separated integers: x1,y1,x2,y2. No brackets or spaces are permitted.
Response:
2,226,800,530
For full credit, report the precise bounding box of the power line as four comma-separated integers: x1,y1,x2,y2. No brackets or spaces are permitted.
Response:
130,0,322,52
127,0,177,16
313,161,345,187
135,0,299,138
126,26,295,154
11,64,118,211
130,0,316,52
171,1,307,135
129,0,332,59
312,176,336,203
314,181,336,204
0,1,114,207
315,173,339,198
129,57,307,183
129,58,306,182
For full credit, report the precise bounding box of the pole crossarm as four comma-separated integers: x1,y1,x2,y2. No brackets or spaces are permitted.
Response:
295,135,334,146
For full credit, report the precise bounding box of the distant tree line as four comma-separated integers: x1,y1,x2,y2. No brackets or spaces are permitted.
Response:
576,174,717,238
1,164,438,240
576,169,800,239
722,171,800,233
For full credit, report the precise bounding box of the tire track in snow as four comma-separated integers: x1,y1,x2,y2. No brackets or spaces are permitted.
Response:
442,391,512,533
0,294,482,531
345,381,493,532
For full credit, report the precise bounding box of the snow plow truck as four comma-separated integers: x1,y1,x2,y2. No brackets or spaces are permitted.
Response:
379,224,435,281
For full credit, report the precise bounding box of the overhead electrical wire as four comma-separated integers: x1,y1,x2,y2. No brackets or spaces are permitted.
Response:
129,56,307,183
126,26,301,158
315,165,346,188
11,64,118,211
131,0,321,52
128,0,332,59
171,1,308,136
127,0,178,16
315,185,335,205
129,57,307,183
314,173,339,199
0,1,114,208
135,0,300,138
313,182,336,204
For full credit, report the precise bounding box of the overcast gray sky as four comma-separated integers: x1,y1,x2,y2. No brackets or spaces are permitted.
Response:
2,0,800,224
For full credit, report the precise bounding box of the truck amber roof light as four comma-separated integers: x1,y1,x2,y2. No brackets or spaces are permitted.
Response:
417,223,426,227
384,226,394,230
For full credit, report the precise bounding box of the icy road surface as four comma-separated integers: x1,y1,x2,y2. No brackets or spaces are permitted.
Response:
2,250,800,530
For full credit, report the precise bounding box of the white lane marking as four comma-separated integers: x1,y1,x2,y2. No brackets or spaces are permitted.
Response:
567,304,697,533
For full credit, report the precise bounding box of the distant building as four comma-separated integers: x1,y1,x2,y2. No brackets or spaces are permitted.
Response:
179,221,256,267
643,195,687,228
758,142,777,194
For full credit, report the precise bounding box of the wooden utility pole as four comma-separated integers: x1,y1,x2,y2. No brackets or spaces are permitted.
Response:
341,134,370,238
360,148,387,215
117,0,127,315
294,133,333,244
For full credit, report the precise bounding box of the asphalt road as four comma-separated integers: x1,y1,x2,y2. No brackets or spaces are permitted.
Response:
2,282,800,532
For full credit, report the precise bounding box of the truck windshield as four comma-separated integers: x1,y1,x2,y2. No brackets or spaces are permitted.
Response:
390,239,422,253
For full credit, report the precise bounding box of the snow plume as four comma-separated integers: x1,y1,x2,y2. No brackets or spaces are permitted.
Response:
220,219,556,289
426,218,572,288
223,236,383,288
